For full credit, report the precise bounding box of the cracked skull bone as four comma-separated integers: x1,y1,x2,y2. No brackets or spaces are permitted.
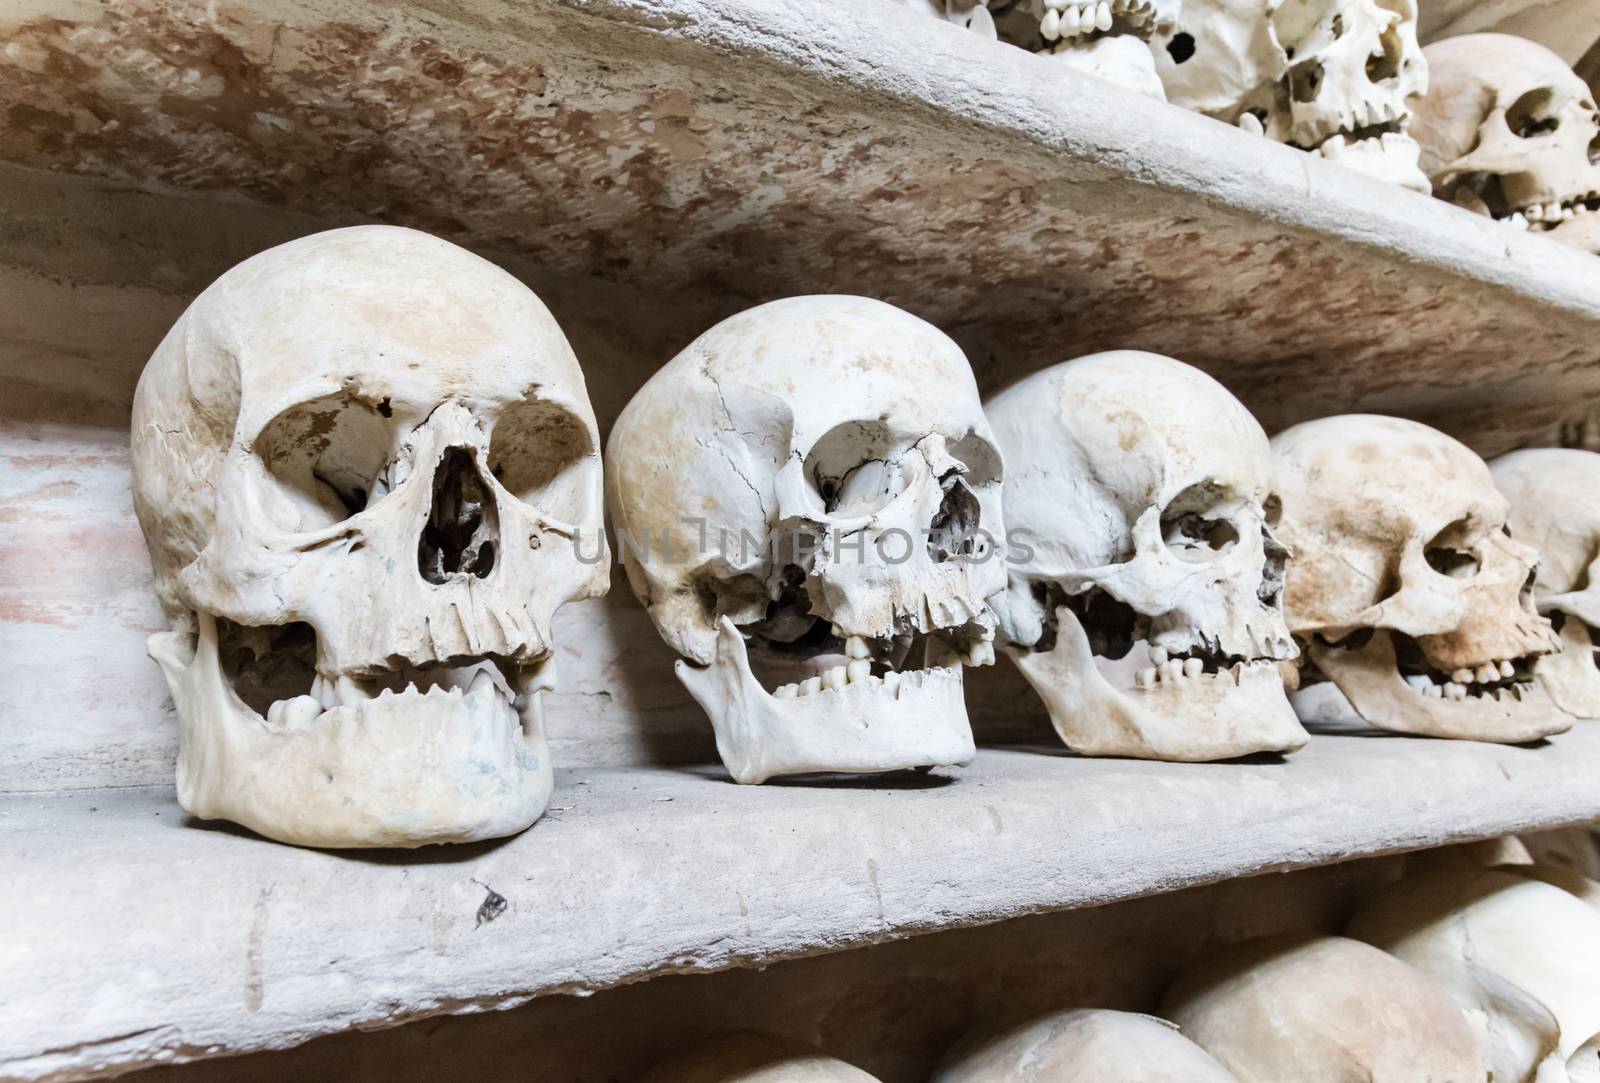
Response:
1272,415,1567,743
1411,33,1600,254
1350,870,1600,1082
987,352,1306,761
130,226,608,848
1152,0,1429,190
606,296,1003,784
1491,448,1600,719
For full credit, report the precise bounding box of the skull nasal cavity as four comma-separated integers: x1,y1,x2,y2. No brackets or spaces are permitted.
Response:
419,447,499,584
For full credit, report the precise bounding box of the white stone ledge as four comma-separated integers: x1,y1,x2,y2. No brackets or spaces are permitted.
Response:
5,728,1600,1080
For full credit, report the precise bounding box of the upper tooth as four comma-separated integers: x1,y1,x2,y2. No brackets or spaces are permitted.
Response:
1061,5,1082,34
1451,668,1473,684
311,674,337,709
1149,645,1169,665
1500,660,1516,679
1527,204,1545,221
335,674,372,705
1474,664,1498,684
1094,0,1112,30
1041,8,1062,38
846,636,871,660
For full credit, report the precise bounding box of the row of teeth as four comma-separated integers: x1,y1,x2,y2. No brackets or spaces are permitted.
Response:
1129,645,1253,688
1504,193,1600,228
1307,104,1402,148
1038,0,1153,40
1402,659,1523,701
770,634,995,700
1318,129,1407,158
263,668,505,725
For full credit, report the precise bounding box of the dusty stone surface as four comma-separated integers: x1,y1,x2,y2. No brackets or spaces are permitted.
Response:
1,0,1598,453
5,734,1600,1080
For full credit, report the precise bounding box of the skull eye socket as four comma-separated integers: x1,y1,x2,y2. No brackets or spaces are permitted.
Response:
255,394,394,532
1160,483,1243,563
1366,22,1402,82
806,421,905,516
1589,130,1599,165
1424,519,1482,579
1506,88,1562,138
1166,32,1196,63
488,399,594,523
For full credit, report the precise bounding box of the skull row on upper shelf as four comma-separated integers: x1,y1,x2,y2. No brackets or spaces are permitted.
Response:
904,2,1600,253
129,227,1599,849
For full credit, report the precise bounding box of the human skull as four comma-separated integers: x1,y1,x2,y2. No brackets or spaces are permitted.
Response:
638,1032,881,1082
1411,34,1600,254
1272,415,1567,743
1152,0,1430,190
1349,870,1600,1083
932,1008,1241,1082
1161,935,1491,1081
1490,449,1600,719
606,296,1003,784
995,0,1179,98
986,352,1306,761
131,226,608,848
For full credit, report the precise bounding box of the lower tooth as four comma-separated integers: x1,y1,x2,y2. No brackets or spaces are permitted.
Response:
823,666,846,692
1135,667,1156,689
267,700,287,724
1183,658,1203,679
1445,682,1467,701
774,684,798,700
1424,685,1443,698
283,695,322,727
883,671,902,697
800,676,822,697
1405,675,1432,694
846,659,872,684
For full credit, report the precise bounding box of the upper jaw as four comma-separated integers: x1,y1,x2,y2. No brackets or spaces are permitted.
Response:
1308,629,1573,743
1036,0,1170,43
675,617,976,784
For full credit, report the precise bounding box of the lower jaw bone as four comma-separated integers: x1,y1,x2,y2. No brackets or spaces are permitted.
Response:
1549,213,1600,255
1308,629,1572,743
1317,131,1428,193
675,617,975,785
1045,35,1166,100
1533,618,1600,720
148,613,553,848
1009,605,1307,761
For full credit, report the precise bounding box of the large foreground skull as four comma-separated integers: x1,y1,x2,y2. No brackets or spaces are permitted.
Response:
1273,415,1567,743
131,226,608,848
1349,870,1600,1082
1161,935,1491,1081
1412,34,1600,254
1491,449,1600,719
987,352,1306,761
607,296,1003,784
1152,0,1430,190
933,1008,1241,1081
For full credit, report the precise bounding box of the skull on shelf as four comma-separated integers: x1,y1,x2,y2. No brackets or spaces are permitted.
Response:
1490,448,1600,719
993,0,1179,98
639,1032,881,1082
933,1009,1241,1082
1349,870,1600,1083
987,352,1306,762
1273,415,1568,742
1410,34,1600,255
1162,935,1491,1081
1151,0,1430,190
131,226,609,848
606,296,1004,784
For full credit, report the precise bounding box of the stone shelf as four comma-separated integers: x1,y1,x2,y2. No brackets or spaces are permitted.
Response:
2,0,1599,453
6,728,1600,1080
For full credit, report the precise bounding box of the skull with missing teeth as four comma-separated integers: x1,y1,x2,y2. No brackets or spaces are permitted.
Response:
606,296,1003,784
1410,34,1600,255
1490,449,1600,720
987,352,1306,762
1273,415,1567,742
131,226,609,848
1152,0,1429,190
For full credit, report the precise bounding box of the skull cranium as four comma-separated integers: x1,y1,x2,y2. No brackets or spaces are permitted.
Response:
1410,33,1600,254
1490,448,1600,719
933,1009,1241,1082
606,296,1004,784
1272,415,1567,743
131,226,609,848
1152,0,1430,190
987,351,1306,762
